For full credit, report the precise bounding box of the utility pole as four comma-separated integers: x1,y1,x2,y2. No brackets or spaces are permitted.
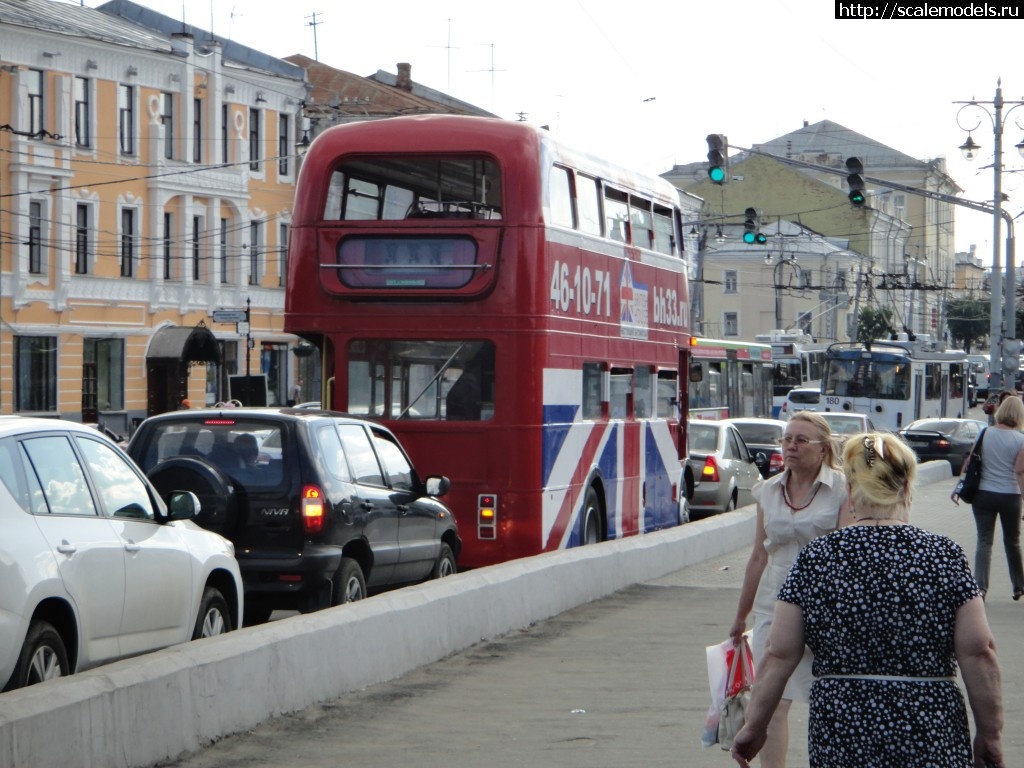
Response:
305,12,323,61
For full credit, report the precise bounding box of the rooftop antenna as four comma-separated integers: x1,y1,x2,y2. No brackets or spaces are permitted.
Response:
469,43,504,112
305,12,323,61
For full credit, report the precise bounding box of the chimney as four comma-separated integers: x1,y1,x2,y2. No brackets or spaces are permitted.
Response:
396,62,412,91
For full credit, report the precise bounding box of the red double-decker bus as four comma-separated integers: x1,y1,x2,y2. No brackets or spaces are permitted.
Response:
285,115,691,568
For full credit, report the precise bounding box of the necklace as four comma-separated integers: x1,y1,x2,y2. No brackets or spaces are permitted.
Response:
782,480,821,512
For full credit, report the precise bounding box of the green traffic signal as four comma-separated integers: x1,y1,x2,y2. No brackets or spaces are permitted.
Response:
743,231,756,244
845,157,866,207
706,134,728,185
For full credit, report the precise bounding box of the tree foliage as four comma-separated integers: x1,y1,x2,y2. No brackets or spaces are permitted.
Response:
856,306,896,344
944,297,989,353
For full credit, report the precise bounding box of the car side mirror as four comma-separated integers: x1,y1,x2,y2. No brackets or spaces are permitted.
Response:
167,490,201,521
425,475,450,497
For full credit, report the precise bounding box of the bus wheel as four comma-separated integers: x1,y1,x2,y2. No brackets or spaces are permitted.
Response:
582,487,602,545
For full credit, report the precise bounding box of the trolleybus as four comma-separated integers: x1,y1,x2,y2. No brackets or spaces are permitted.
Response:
285,115,692,569
687,337,773,420
820,338,968,431
754,330,827,417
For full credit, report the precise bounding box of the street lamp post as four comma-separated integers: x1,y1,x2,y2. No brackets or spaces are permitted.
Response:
955,79,1024,390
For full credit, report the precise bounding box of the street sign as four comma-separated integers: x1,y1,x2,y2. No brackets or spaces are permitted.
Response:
211,309,247,323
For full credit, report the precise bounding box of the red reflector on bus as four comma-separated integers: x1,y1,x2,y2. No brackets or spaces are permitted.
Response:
478,493,497,540
279,574,303,582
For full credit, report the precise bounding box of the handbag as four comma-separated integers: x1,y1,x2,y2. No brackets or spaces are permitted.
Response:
954,427,986,504
718,636,754,751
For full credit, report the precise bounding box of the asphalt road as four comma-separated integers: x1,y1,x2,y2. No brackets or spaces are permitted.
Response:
155,451,1023,768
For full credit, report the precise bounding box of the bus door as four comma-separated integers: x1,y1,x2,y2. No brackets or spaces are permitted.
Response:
726,351,740,419
913,369,923,423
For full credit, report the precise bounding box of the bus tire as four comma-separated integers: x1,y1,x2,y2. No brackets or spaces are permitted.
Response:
582,487,602,545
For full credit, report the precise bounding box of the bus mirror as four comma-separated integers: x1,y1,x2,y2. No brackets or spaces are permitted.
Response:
689,363,703,383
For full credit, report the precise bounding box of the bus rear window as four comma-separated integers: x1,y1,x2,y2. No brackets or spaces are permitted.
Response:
325,156,503,221
337,236,479,289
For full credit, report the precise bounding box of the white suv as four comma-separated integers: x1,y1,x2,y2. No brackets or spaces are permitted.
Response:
0,417,242,690
780,387,821,421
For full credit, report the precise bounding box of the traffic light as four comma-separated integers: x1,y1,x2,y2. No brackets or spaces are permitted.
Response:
846,157,866,206
1003,338,1021,374
743,207,767,244
706,134,729,184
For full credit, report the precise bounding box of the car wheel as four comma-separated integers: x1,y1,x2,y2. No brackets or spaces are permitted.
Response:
951,458,965,476
332,557,367,605
431,543,457,579
581,487,601,545
243,606,273,626
6,620,69,691
192,586,232,640
147,457,238,535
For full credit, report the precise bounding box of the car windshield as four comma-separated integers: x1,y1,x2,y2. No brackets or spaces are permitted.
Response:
733,423,783,444
137,419,286,488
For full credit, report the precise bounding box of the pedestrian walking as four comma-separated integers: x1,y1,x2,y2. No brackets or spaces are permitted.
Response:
731,432,1005,768
952,393,1024,601
728,411,846,768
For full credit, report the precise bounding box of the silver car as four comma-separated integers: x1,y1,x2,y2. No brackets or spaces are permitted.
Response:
686,420,762,518
818,412,877,443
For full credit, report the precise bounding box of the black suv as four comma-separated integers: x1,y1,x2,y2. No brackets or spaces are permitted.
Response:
127,407,460,624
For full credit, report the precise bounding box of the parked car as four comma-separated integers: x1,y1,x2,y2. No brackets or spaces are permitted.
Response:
0,417,242,691
686,420,761,518
898,418,987,475
127,407,461,625
818,412,878,442
779,387,821,421
724,417,788,479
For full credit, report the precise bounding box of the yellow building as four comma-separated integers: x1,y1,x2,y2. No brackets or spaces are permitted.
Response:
0,0,309,433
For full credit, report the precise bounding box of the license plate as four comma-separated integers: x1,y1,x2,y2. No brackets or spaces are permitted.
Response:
907,441,927,448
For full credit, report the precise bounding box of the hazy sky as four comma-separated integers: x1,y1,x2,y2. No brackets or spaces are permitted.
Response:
80,0,1024,262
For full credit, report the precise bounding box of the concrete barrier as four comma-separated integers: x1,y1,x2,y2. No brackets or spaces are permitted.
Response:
0,461,952,768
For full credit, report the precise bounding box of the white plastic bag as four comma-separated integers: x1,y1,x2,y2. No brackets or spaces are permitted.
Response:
701,632,753,748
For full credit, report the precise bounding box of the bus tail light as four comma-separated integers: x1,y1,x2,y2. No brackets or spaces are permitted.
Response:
478,494,497,540
702,456,721,483
302,485,326,535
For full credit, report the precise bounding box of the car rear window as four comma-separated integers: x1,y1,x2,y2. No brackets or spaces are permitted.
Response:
689,425,718,453
139,419,286,489
734,424,783,445
789,390,820,404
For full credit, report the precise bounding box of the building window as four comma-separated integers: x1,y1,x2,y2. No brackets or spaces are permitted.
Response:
161,92,174,159
75,204,89,274
74,76,90,148
193,97,202,163
249,108,261,171
163,212,174,280
27,69,43,135
121,208,135,277
118,84,135,155
28,201,43,274
192,216,202,281
221,103,229,164
220,217,229,283
84,338,124,411
724,270,738,293
15,336,57,412
278,114,290,177
249,220,261,284
278,223,288,287
724,312,738,337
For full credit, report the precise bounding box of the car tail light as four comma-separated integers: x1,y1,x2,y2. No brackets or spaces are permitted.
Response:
770,453,784,473
935,438,950,448
478,494,497,540
702,456,720,483
302,485,325,535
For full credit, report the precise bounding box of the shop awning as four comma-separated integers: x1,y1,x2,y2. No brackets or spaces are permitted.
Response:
146,324,221,364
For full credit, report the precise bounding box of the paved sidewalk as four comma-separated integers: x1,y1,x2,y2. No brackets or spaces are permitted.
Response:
159,477,1023,768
